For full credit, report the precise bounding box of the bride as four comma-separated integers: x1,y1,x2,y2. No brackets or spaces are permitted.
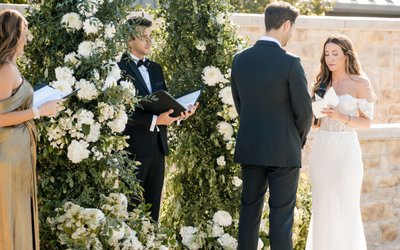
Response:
306,34,375,250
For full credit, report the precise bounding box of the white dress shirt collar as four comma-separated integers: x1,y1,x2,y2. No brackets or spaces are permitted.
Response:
258,36,282,48
129,52,147,64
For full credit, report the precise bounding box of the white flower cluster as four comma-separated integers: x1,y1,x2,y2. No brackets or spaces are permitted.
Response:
101,192,128,219
179,211,238,249
195,40,206,51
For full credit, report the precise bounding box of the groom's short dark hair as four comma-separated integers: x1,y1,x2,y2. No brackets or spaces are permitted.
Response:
264,2,299,31
126,16,152,28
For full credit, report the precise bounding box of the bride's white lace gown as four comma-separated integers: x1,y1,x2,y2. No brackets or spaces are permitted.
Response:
306,94,374,250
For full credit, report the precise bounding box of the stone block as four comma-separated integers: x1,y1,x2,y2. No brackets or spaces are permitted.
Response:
362,202,395,221
360,141,387,156
363,156,382,170
380,223,399,242
362,173,375,194
377,175,400,188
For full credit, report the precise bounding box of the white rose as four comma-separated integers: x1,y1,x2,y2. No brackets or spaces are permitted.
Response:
216,156,226,166
98,102,115,122
104,23,116,39
64,52,80,67
217,121,234,141
219,86,234,106
61,12,82,31
195,40,206,51
215,13,225,25
78,41,95,57
55,66,75,81
83,17,102,35
67,140,90,163
202,66,223,86
213,210,232,227
232,176,242,187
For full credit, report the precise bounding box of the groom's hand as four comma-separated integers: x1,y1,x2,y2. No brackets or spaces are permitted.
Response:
179,102,199,120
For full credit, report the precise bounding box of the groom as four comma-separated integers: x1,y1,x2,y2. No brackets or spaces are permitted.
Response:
231,2,312,249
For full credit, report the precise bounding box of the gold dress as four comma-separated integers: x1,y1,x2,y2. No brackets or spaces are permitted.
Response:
0,79,40,250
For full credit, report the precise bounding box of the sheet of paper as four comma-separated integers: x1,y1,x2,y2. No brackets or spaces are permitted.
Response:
176,90,201,109
33,85,67,107
312,88,339,119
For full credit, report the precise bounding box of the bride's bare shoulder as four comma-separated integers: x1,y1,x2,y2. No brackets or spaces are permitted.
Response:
350,74,374,101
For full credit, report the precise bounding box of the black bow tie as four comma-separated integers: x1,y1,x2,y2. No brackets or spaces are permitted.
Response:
137,59,150,68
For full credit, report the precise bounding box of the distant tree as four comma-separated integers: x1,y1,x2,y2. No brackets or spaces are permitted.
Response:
230,0,333,15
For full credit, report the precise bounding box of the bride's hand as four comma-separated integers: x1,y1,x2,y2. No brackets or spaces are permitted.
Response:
322,106,346,122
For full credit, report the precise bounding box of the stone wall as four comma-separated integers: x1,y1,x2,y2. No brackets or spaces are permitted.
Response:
231,14,400,124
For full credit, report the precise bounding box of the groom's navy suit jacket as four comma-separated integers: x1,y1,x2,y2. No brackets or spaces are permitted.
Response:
118,53,169,157
231,40,312,167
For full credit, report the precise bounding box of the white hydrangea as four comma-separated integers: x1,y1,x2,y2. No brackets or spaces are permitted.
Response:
83,17,103,35
78,41,95,58
227,106,238,120
86,122,101,142
76,79,99,100
103,75,118,90
104,23,116,39
107,61,122,80
98,102,115,122
217,233,237,250
202,66,223,86
213,211,232,227
108,223,126,246
122,227,143,250
216,156,226,166
76,109,95,126
232,176,242,187
180,226,200,250
61,12,82,31
212,224,224,237
120,80,136,95
195,40,206,51
107,110,128,133
217,121,234,141
219,86,234,106
84,208,106,230
67,140,90,163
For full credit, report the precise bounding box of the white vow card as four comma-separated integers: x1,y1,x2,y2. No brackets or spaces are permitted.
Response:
312,87,340,119
33,85,67,107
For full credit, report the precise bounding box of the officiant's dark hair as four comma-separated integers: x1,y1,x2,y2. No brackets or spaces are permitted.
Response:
264,2,299,31
0,9,27,65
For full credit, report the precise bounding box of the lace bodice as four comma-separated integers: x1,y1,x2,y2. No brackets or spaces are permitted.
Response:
319,94,374,131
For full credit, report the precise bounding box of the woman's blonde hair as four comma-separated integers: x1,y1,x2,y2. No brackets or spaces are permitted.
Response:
313,34,362,93
0,9,27,65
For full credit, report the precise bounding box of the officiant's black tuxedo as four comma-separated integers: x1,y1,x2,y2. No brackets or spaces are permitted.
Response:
118,52,168,221
231,40,313,250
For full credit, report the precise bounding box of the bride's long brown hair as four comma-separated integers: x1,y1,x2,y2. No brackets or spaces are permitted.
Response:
0,9,26,66
313,34,362,93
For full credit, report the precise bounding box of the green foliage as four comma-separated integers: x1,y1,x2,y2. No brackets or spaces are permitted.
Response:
230,0,333,15
0,0,29,3
152,0,246,247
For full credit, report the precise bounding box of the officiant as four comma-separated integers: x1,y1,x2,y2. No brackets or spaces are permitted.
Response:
117,16,198,221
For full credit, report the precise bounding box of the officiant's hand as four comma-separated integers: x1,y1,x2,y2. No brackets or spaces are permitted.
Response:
156,109,180,126
179,102,199,120
39,99,64,117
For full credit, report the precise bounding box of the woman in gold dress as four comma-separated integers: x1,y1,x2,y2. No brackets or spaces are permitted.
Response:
0,9,61,250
